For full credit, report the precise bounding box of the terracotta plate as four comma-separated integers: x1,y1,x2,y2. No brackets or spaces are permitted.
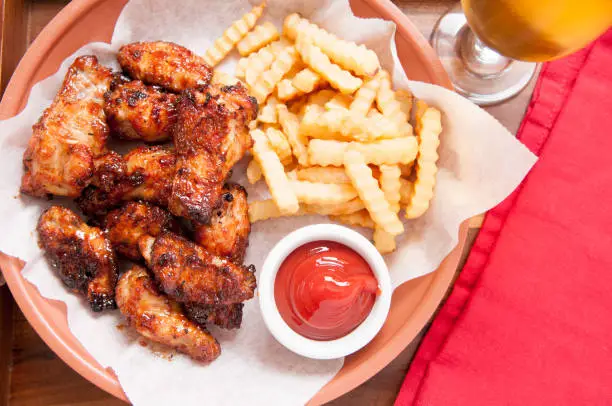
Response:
0,0,465,403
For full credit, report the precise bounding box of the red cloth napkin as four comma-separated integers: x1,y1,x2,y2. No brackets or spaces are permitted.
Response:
396,29,612,406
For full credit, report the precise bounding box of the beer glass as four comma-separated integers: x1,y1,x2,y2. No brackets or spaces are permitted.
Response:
431,0,612,105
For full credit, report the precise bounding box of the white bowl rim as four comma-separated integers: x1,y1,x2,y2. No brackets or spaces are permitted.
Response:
258,223,392,360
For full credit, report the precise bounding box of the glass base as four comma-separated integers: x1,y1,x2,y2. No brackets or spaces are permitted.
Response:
431,3,537,106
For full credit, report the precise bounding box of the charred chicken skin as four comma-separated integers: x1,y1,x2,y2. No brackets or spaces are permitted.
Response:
116,265,221,362
37,206,118,311
184,302,243,330
169,84,257,223
21,56,112,197
193,183,250,264
76,146,176,217
139,232,256,305
104,76,178,143
117,41,212,93
104,202,180,260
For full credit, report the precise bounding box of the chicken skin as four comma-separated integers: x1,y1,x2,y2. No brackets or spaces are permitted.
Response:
21,56,112,197
184,303,243,330
117,41,212,93
104,76,178,143
77,146,176,217
139,232,256,305
169,84,257,223
104,202,180,260
37,206,118,311
116,265,221,362
193,183,250,264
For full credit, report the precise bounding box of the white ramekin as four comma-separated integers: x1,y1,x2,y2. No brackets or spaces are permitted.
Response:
258,224,392,359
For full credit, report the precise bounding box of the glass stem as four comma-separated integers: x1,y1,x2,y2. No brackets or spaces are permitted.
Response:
458,27,512,78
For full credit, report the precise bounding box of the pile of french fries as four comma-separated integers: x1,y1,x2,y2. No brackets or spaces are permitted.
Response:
203,3,443,254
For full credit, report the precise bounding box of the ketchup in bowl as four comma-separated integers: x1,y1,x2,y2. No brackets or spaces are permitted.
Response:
274,240,379,341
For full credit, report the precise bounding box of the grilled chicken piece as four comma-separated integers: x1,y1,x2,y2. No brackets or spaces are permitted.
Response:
104,202,180,260
37,206,117,311
117,41,212,92
184,302,243,330
193,183,250,264
116,265,221,362
21,56,112,197
169,84,257,223
139,232,256,305
76,146,176,217
104,77,178,143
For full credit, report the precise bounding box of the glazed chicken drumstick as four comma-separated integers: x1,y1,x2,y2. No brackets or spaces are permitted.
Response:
193,182,251,264
37,206,118,311
104,76,179,143
105,201,245,329
76,146,176,217
117,41,212,92
116,265,221,362
104,201,180,261
139,232,256,305
21,56,112,197
169,84,257,223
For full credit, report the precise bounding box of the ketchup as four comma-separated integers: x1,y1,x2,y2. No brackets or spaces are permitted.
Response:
274,241,379,341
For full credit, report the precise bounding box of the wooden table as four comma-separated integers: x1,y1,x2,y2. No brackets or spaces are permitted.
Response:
0,0,537,404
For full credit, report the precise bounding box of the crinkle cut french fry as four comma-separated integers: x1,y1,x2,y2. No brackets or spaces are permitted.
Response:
296,166,351,184
330,210,375,229
405,106,442,219
350,72,382,115
376,71,412,136
325,94,352,110
249,199,307,223
277,78,300,101
265,126,292,164
283,13,380,77
203,2,265,67
308,137,418,167
379,164,402,213
258,96,279,124
295,36,362,94
373,227,396,254
399,178,413,205
246,158,263,184
237,22,280,56
252,46,299,103
300,107,399,142
344,150,404,235
276,104,309,166
244,39,288,88
395,89,413,117
251,129,299,214
307,89,336,107
291,180,358,205
212,70,240,86
304,198,365,215
400,163,413,178
292,68,322,93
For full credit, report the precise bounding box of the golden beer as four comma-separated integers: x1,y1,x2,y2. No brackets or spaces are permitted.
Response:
462,0,612,62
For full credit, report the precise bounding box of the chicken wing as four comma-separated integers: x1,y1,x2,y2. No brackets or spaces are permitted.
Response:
169,84,257,223
139,232,256,305
21,56,112,197
193,183,250,264
76,146,176,217
104,202,180,260
117,41,212,92
104,76,178,143
184,302,243,330
37,206,118,311
116,265,221,362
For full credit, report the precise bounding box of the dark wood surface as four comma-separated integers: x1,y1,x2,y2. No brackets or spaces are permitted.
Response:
0,1,537,405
